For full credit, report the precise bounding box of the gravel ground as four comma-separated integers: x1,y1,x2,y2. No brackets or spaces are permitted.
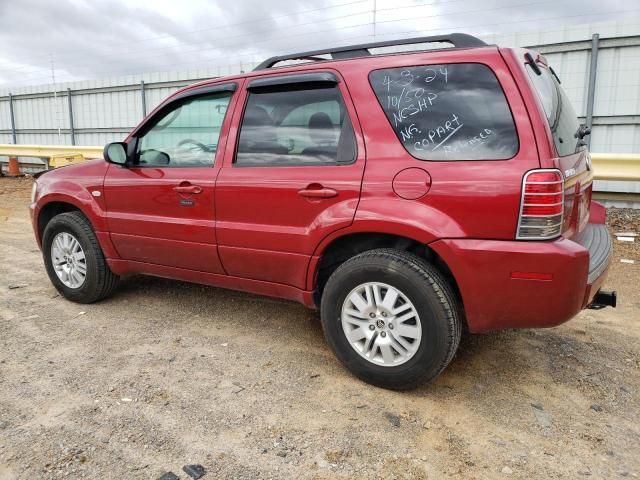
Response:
1,176,639,480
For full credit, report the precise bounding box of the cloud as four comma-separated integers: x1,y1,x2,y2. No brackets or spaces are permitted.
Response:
0,0,634,87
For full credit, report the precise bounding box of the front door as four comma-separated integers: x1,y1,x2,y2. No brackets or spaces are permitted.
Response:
103,86,237,273
215,72,366,288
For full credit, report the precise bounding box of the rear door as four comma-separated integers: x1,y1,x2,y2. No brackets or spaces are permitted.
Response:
103,83,238,273
215,71,366,288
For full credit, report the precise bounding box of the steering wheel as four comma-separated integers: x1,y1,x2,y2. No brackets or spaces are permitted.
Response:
177,139,211,152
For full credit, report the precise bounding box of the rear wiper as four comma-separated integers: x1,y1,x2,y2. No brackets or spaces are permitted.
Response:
524,52,541,75
549,66,562,84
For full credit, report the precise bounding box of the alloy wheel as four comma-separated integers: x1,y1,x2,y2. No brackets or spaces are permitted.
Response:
340,282,422,367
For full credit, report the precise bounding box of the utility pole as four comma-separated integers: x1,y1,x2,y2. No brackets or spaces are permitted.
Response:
585,33,599,150
372,0,377,40
50,53,62,141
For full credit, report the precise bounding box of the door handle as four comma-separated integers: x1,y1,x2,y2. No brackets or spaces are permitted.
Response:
298,185,338,199
173,184,203,194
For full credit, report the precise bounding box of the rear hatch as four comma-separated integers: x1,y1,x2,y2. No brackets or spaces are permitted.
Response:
523,54,594,240
523,52,612,287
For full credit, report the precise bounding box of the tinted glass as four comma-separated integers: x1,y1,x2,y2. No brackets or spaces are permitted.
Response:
137,92,231,167
526,64,581,157
236,86,356,166
369,63,518,160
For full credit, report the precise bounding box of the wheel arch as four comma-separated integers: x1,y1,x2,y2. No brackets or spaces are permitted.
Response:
37,201,84,242
38,200,121,304
35,195,119,260
309,231,462,311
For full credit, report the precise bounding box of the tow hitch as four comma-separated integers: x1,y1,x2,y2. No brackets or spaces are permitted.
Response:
588,290,617,309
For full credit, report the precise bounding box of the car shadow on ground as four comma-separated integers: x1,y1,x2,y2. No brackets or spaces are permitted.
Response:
112,274,571,393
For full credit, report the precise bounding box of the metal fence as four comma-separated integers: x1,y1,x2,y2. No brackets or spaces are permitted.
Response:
0,75,237,150
0,63,262,158
1,19,640,189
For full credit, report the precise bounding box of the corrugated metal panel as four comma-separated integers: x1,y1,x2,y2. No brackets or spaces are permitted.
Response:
591,124,640,152
594,45,640,116
71,89,141,129
13,95,69,130
484,18,640,48
145,86,184,113
75,131,129,145
16,132,73,145
0,66,243,97
0,100,11,130
0,20,638,195
542,50,590,116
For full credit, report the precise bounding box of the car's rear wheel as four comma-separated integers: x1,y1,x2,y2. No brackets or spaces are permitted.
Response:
42,211,119,303
320,248,461,390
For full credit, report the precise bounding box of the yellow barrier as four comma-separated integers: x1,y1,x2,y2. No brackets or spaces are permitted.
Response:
0,144,103,169
590,153,640,182
1,145,639,180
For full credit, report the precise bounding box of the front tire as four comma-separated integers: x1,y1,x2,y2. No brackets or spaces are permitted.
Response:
320,249,461,390
42,212,119,303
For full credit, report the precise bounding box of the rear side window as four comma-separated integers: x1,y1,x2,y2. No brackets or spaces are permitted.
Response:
525,64,581,157
369,63,518,161
236,86,356,166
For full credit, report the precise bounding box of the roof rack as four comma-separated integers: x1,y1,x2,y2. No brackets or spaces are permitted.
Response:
253,33,487,71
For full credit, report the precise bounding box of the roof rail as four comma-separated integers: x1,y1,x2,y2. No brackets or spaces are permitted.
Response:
253,33,487,71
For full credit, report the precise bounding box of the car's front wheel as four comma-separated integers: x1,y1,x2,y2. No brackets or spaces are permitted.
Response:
42,211,119,303
320,249,462,390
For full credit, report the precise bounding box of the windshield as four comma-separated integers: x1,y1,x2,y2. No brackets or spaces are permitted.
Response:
526,63,582,157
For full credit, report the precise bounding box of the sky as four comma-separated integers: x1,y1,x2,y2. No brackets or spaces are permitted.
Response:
0,0,635,87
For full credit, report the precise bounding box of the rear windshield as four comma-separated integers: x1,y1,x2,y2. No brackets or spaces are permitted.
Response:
525,63,581,157
369,63,519,161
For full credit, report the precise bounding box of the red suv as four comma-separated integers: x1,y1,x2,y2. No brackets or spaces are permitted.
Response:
30,34,616,389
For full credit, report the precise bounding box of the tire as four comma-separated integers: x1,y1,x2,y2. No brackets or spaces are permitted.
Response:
42,211,119,303
320,248,461,390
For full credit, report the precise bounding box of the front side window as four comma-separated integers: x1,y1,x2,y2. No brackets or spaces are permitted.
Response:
525,64,581,157
236,85,356,166
136,92,232,167
369,63,519,161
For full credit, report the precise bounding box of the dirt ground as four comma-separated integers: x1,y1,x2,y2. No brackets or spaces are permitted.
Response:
1,176,639,480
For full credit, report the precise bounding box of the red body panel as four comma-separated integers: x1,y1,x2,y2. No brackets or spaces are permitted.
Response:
431,237,590,332
103,165,225,273
214,70,367,288
340,48,541,241
30,160,117,256
30,44,613,331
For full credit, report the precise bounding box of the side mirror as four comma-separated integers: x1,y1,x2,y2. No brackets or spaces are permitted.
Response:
104,142,128,165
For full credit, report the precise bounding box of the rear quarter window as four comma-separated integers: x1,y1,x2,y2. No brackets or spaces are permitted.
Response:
369,63,518,161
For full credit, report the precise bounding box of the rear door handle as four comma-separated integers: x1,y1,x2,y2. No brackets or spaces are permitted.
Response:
173,183,202,194
298,186,338,199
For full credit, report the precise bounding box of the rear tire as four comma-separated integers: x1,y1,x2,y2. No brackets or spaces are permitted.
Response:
42,212,119,303
320,248,461,390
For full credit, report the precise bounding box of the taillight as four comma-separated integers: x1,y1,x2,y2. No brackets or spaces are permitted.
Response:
517,169,564,240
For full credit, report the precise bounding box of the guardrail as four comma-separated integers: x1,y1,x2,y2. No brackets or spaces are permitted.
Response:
590,153,640,181
0,145,639,181
0,144,103,171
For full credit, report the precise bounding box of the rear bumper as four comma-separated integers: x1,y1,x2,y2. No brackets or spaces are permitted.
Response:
577,222,612,285
431,223,612,333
